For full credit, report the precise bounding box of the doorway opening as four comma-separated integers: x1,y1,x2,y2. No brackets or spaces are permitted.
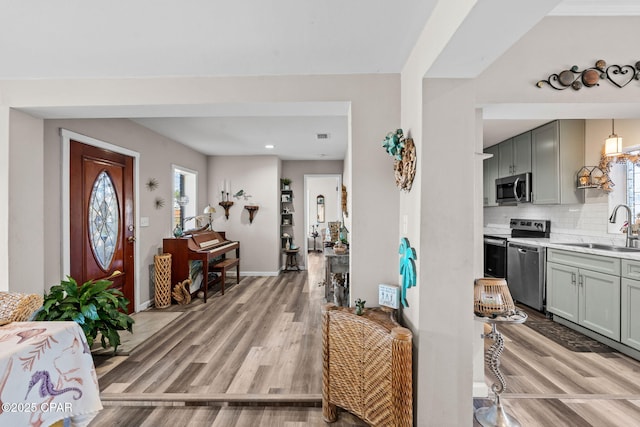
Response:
303,174,342,267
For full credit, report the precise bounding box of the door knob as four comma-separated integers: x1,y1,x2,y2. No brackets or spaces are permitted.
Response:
127,236,136,243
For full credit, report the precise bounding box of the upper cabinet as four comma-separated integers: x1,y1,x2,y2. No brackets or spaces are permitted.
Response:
483,145,499,207
498,132,531,177
531,120,585,205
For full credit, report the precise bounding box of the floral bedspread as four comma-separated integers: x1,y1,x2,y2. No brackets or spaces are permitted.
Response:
0,321,102,427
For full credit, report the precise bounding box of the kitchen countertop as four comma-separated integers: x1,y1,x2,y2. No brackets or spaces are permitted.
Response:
485,228,640,260
543,241,640,260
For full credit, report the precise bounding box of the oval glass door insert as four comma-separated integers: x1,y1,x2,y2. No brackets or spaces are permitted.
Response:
89,170,119,270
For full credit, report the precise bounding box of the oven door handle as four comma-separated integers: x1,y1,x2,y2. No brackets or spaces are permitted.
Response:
485,238,507,246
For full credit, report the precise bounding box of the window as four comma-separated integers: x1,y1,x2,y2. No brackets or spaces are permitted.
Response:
627,162,640,220
173,166,197,230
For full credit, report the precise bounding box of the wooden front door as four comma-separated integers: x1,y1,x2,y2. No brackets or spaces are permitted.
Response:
70,140,135,313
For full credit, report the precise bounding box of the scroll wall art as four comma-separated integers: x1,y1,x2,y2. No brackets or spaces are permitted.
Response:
536,59,640,91
381,129,416,191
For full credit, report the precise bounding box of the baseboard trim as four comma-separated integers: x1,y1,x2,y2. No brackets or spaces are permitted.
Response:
135,299,152,312
236,271,281,277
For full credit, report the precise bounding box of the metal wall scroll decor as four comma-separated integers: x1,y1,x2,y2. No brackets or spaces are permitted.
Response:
537,60,640,91
381,129,417,192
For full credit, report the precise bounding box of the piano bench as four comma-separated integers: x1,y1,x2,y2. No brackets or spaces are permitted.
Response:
212,258,240,295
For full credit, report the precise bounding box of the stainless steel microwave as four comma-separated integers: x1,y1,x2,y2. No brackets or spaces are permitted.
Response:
496,173,531,204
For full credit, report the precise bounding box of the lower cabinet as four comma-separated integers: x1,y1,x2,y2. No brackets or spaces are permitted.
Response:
547,249,621,341
621,259,640,352
580,269,620,340
546,262,579,322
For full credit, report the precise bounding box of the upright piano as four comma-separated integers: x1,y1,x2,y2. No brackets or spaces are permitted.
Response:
163,229,240,303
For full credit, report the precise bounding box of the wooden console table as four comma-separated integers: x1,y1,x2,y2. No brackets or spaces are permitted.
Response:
324,247,349,305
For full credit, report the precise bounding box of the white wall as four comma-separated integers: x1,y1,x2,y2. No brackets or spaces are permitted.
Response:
9,109,44,294
1,74,400,310
477,17,640,106
400,2,480,424
0,108,8,290
208,155,280,275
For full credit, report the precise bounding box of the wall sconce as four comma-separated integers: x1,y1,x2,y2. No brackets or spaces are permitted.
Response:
604,119,623,157
218,201,234,219
244,205,259,224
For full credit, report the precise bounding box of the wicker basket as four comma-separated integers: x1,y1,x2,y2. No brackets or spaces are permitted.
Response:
322,304,412,426
474,277,515,317
0,292,44,325
154,253,172,309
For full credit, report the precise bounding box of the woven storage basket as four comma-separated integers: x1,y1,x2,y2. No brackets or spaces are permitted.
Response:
0,292,44,325
474,277,515,317
154,253,172,309
322,304,412,426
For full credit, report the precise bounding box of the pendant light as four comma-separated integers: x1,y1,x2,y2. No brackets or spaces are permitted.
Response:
604,119,623,156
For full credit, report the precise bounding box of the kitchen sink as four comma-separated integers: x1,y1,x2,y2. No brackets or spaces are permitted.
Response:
558,242,640,252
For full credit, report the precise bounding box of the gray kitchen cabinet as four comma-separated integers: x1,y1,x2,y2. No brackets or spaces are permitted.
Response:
498,132,531,178
621,278,640,351
547,249,620,341
580,269,620,341
531,120,585,205
483,145,499,207
547,261,579,323
621,260,640,351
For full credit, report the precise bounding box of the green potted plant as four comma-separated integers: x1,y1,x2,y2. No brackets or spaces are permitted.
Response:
280,178,291,190
35,276,134,354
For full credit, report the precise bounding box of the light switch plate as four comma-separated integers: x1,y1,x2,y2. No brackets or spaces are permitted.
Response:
140,217,150,227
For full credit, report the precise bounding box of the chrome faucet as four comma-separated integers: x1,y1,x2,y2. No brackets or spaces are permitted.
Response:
609,204,637,247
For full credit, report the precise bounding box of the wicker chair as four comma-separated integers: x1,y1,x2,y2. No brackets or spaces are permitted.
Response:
0,292,44,325
322,303,413,426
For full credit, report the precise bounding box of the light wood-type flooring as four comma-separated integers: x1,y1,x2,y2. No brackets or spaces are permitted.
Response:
90,252,640,426
89,252,367,426
474,307,640,427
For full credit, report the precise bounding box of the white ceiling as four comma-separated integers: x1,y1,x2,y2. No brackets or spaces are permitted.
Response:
0,0,437,79
8,0,640,157
131,115,349,160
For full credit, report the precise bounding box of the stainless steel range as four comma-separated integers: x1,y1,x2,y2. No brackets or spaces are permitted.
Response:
506,218,550,312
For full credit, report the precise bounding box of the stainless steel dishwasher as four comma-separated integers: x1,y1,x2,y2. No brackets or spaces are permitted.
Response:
506,241,546,311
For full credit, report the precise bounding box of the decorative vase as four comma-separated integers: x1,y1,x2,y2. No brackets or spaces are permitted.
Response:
173,225,183,238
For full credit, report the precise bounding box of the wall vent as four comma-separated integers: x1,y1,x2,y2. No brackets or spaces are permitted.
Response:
316,133,330,140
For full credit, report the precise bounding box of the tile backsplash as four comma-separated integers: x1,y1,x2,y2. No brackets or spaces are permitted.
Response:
484,202,620,240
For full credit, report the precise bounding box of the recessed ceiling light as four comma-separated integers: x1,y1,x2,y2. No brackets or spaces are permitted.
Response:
265,144,275,149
